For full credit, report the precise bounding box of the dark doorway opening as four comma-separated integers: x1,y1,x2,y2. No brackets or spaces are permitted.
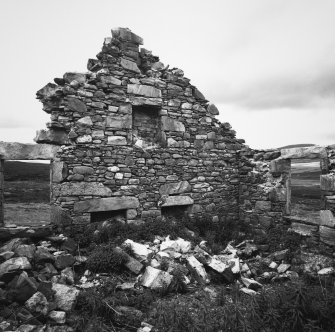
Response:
3,160,50,226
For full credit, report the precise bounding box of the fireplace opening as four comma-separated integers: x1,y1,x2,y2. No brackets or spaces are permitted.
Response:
91,209,127,224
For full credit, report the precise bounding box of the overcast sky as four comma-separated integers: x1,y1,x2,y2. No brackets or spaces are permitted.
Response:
0,0,334,149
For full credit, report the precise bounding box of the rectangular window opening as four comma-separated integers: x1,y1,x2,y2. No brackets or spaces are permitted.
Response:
161,205,189,220
132,105,162,147
91,209,127,224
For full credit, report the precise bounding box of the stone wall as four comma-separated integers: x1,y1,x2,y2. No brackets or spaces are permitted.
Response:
238,145,335,250
36,28,245,230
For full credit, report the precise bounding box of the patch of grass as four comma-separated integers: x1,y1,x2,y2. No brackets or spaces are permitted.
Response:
86,243,129,273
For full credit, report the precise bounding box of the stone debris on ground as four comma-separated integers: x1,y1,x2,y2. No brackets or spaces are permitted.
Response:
0,231,334,331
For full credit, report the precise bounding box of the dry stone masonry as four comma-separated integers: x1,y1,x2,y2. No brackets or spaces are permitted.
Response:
1,28,334,253
35,27,244,231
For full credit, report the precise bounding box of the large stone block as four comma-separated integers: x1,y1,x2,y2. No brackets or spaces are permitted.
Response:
63,72,86,84
320,174,335,191
53,182,112,197
111,28,143,45
320,210,335,227
0,142,58,160
106,115,132,129
161,195,194,207
120,58,140,73
107,136,127,145
159,181,191,195
281,146,327,159
52,161,67,183
291,222,318,236
67,97,87,113
269,186,287,202
319,226,335,246
127,84,161,98
161,117,185,132
74,196,139,213
34,129,70,145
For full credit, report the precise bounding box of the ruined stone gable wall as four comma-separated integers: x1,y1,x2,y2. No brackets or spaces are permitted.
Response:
36,28,245,230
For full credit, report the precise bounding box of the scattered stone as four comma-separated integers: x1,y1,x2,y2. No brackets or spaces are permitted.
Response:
277,263,291,274
54,254,75,270
25,291,49,316
123,240,152,262
0,257,32,280
240,277,262,290
141,266,173,290
49,310,66,324
240,287,257,296
186,256,208,284
52,283,80,312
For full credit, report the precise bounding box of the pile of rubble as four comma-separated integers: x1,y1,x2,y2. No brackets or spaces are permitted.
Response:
0,236,82,332
1,233,334,332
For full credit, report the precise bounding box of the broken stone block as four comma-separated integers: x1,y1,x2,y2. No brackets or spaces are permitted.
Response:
277,263,291,274
9,271,38,303
240,277,262,291
63,72,86,84
52,161,68,183
160,236,191,254
25,291,49,316
77,116,93,126
159,181,191,195
115,247,143,274
112,27,143,44
52,283,80,312
140,266,172,290
0,251,14,261
291,222,318,236
34,129,70,145
240,287,257,296
269,262,278,269
186,256,208,284
48,310,66,324
161,117,185,132
61,267,75,285
54,254,75,270
207,104,219,115
320,210,335,227
35,247,55,263
317,267,335,275
319,226,335,246
67,97,87,113
14,244,36,260
124,240,152,262
0,257,32,280
121,58,141,73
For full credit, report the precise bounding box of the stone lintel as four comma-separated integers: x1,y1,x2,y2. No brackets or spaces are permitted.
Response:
0,142,59,160
74,197,140,213
280,146,327,159
161,196,194,207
